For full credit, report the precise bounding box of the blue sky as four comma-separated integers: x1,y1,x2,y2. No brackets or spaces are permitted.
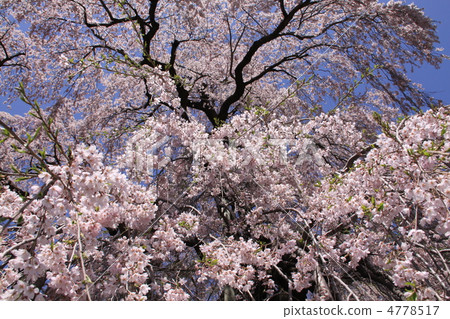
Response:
402,0,450,105
1,0,449,115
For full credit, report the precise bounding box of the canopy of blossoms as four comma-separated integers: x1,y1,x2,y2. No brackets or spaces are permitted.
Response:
0,0,448,300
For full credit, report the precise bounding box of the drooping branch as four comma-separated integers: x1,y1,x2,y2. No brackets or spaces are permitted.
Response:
218,0,316,122
0,33,25,68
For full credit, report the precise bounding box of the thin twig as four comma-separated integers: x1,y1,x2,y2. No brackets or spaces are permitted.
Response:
76,214,92,301
331,273,360,301
0,237,36,259
273,264,293,301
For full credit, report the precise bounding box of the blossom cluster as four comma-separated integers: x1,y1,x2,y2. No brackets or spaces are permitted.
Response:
0,0,447,301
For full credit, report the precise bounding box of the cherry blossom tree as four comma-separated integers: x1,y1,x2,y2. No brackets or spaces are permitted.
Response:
0,0,448,300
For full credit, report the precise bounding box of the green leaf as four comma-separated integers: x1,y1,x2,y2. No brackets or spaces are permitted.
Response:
10,164,20,174
28,111,40,119
178,220,192,230
31,126,42,142
1,128,10,137
406,290,417,301
38,149,46,158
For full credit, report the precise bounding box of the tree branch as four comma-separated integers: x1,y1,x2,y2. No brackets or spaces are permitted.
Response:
218,0,316,122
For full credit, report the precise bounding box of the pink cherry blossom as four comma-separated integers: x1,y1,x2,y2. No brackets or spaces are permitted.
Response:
0,0,448,301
